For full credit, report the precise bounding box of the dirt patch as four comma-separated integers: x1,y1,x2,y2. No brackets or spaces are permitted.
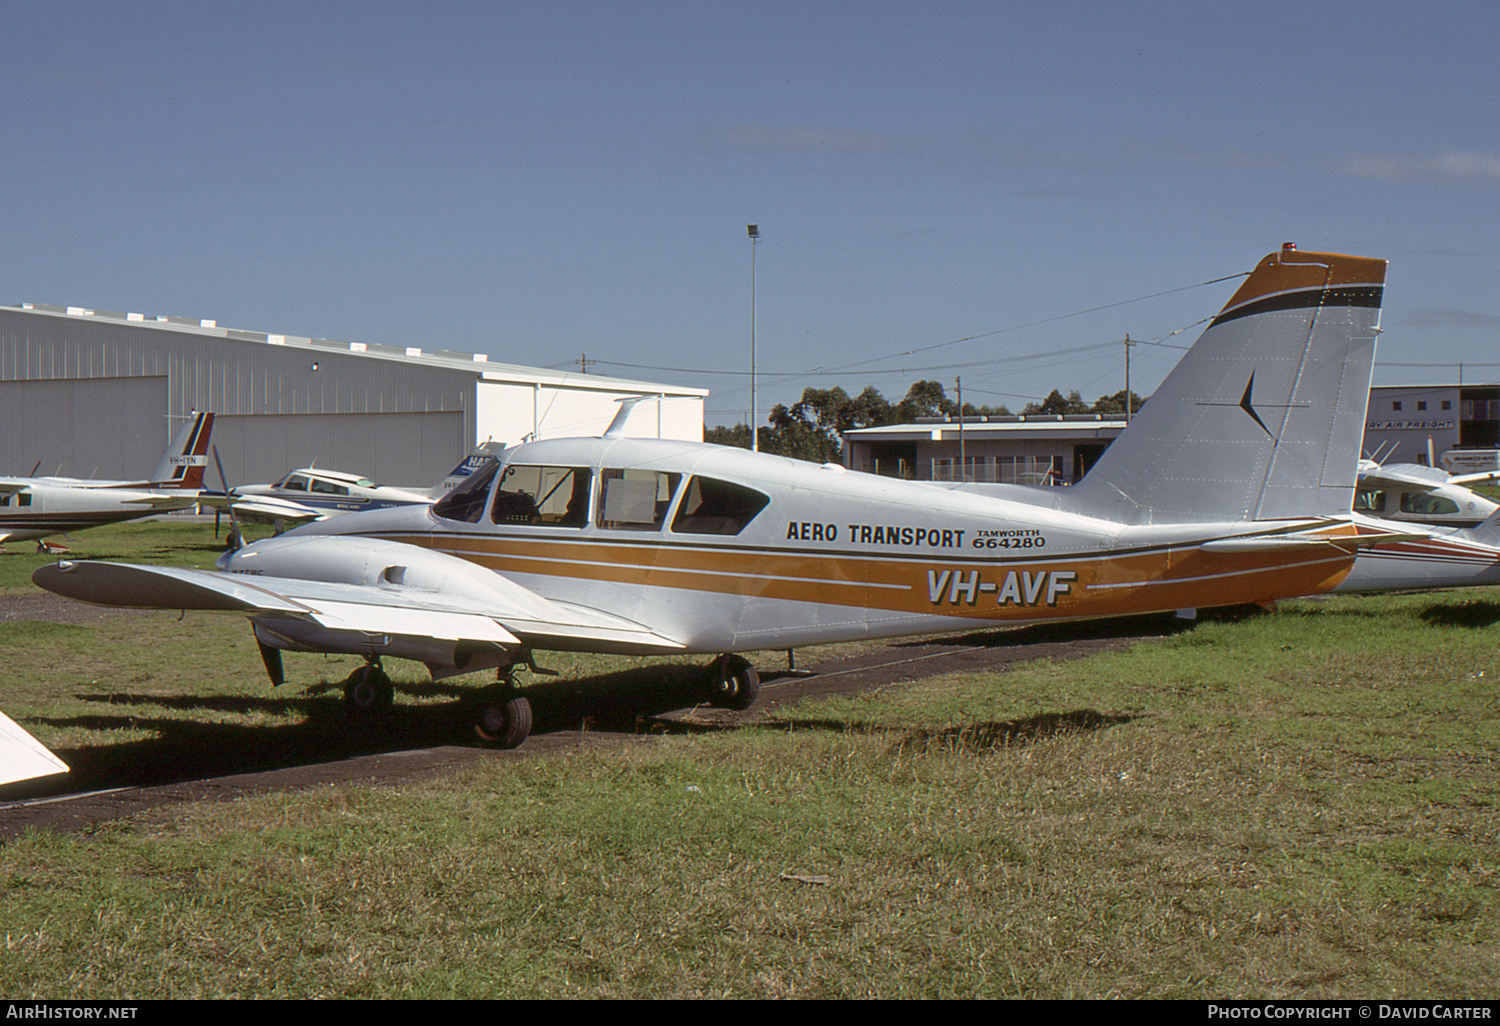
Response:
0,606,1186,841
0,590,155,625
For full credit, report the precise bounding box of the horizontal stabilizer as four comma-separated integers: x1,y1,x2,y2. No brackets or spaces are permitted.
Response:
0,711,68,786
121,494,201,509
1201,528,1431,554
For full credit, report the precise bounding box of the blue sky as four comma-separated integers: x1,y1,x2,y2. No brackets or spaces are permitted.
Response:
5,0,1499,426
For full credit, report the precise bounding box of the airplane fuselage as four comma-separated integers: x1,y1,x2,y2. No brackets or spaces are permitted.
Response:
273,437,1359,654
0,479,197,544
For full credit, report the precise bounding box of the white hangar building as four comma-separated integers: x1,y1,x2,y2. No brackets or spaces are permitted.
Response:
0,302,707,488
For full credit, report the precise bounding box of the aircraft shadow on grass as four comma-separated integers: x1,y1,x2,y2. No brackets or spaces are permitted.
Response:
0,666,717,801
0,611,1184,802
1417,598,1500,629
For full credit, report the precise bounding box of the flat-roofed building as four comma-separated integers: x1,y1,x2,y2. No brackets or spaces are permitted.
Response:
1362,384,1500,465
843,414,1127,484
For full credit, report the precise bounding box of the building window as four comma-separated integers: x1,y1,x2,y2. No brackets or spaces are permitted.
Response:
1392,401,1403,411
1417,401,1427,411
1443,400,1452,411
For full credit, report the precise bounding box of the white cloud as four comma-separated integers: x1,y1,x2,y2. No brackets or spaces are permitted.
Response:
689,123,939,155
1399,306,1500,329
1338,149,1500,184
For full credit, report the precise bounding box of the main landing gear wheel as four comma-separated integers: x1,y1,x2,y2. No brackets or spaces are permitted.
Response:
706,654,760,711
343,663,395,714
475,693,533,749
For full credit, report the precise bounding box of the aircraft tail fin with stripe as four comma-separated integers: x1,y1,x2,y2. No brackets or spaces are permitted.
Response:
1067,245,1386,524
147,412,214,489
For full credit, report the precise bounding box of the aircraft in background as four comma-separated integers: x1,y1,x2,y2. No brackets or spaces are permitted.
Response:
1354,459,1500,529
204,443,508,537
33,245,1399,755
0,412,214,552
1333,509,1500,595
223,468,436,527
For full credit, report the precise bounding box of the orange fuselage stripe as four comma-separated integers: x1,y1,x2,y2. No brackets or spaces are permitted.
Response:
373,531,1355,622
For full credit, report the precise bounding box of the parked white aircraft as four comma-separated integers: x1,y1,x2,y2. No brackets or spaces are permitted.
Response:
33,245,1397,753
1354,460,1500,528
0,412,215,550
1331,481,1500,595
206,444,507,536
221,468,436,528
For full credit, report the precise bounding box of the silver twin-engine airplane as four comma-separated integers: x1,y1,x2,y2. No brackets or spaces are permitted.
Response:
32,245,1396,752
0,412,214,550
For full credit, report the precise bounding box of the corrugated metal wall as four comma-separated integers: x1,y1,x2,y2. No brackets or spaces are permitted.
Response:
212,411,465,489
0,376,168,480
0,308,473,485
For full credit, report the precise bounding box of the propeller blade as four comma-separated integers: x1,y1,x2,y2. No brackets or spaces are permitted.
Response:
212,446,245,551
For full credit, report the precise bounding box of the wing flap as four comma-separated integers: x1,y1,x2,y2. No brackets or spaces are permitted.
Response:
308,600,520,645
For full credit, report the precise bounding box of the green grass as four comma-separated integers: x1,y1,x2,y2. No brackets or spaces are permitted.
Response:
0,525,1496,997
0,518,275,588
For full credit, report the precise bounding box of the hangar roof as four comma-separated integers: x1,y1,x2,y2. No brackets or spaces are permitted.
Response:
4,301,707,397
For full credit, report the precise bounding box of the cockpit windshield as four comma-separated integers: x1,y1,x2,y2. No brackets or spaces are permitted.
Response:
432,457,500,523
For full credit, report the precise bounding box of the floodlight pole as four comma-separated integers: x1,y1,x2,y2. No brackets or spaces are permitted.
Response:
748,225,760,452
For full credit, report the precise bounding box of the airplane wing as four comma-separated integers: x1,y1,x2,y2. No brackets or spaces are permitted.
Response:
0,481,26,497
120,494,202,510
1450,470,1500,486
1358,463,1452,491
32,559,687,655
0,710,68,786
197,492,326,526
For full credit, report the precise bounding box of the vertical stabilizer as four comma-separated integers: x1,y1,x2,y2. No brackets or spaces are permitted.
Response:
148,412,215,488
1068,246,1385,524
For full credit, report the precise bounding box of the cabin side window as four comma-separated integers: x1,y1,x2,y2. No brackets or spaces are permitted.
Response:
491,465,592,526
432,458,500,523
1400,492,1460,516
282,474,309,492
597,469,680,530
671,476,770,535
1353,489,1386,513
311,477,349,496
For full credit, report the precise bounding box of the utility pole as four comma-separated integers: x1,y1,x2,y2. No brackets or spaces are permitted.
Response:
1124,334,1134,423
748,224,759,452
956,375,966,481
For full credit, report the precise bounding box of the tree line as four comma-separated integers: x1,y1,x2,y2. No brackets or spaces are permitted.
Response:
706,381,1144,463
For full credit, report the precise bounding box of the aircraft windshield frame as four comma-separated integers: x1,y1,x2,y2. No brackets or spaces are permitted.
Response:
431,457,500,523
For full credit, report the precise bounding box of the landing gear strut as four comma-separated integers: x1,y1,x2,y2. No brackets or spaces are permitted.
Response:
706,654,759,711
